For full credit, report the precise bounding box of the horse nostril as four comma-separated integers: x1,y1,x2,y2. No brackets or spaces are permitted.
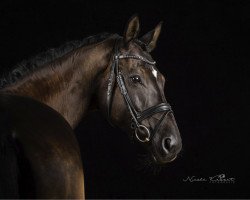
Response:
163,137,172,152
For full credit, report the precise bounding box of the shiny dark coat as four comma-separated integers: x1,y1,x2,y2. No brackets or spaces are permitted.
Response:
0,94,84,198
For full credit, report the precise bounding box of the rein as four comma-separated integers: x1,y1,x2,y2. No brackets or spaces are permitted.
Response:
107,38,173,143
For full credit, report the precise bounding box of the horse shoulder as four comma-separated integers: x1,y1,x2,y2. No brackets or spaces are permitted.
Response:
0,94,85,199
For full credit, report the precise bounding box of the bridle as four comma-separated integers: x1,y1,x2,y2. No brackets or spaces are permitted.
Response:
107,38,173,143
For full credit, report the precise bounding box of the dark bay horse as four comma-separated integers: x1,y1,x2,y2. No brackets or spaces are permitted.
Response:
0,15,182,198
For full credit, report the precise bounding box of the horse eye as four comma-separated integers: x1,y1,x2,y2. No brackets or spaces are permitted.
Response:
131,75,142,84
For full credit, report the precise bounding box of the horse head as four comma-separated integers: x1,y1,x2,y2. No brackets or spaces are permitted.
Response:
97,15,182,165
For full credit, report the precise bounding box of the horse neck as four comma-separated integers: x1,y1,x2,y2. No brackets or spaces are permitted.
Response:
2,36,116,128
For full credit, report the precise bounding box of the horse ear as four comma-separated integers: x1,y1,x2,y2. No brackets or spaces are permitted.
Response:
124,15,140,43
140,21,163,52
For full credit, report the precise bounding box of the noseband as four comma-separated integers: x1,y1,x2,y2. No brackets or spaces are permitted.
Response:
107,39,173,143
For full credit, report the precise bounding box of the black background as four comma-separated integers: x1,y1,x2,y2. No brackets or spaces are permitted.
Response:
0,0,249,198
